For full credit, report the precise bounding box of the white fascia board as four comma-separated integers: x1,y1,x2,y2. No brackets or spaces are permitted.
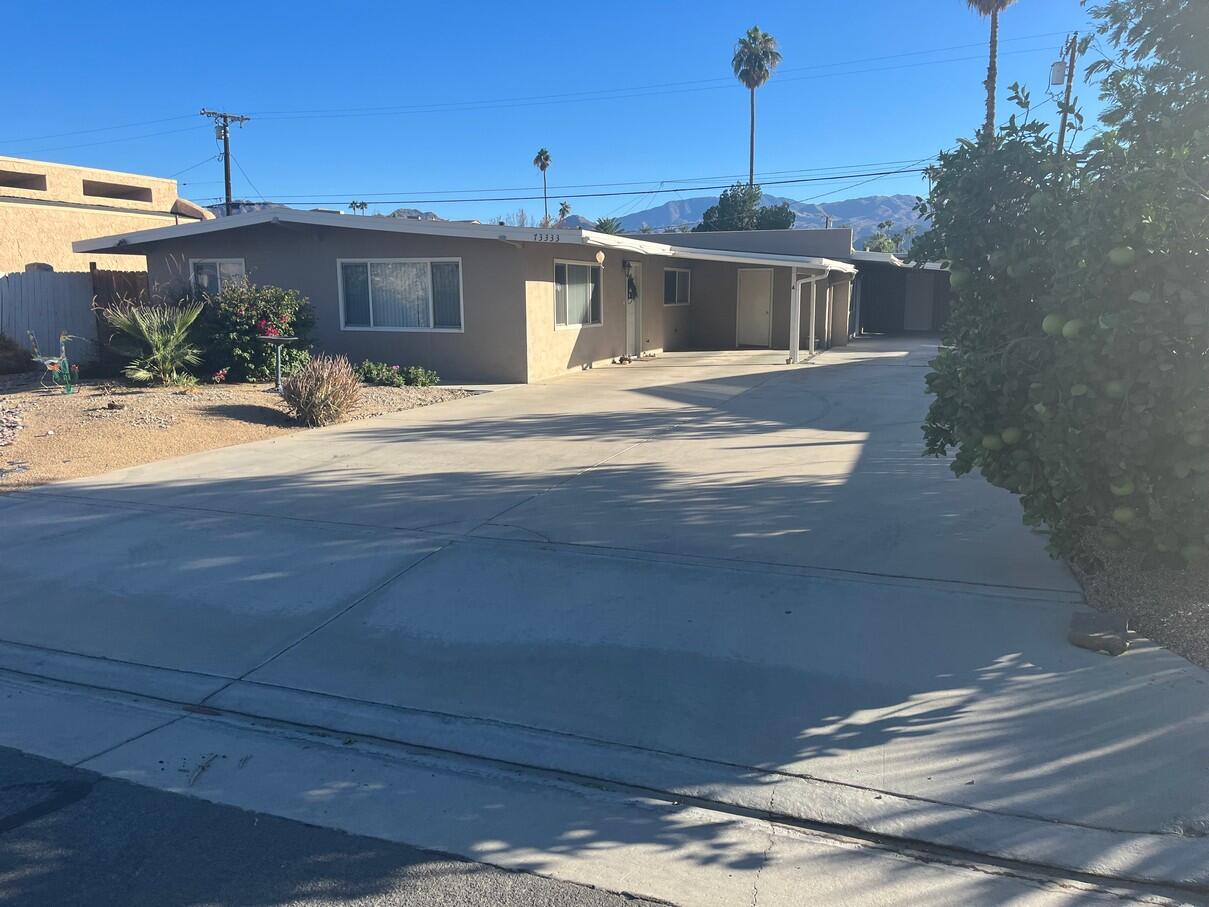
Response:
581,232,856,275
73,208,594,254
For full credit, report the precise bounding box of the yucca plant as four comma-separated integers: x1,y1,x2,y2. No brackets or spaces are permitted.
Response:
100,301,203,385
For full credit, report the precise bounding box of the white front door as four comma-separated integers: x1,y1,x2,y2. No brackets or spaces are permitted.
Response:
625,262,643,358
737,268,773,347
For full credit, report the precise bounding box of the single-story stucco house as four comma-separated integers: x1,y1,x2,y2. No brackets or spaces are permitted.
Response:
73,210,856,384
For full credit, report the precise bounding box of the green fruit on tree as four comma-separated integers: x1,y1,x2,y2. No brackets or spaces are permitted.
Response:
1062,319,1085,339
1041,314,1066,336
1173,462,1192,479
1112,506,1137,525
1101,532,1124,550
1110,479,1135,497
949,270,970,289
1071,384,1089,397
1104,380,1127,399
1000,427,1023,445
1108,246,1137,267
1185,432,1205,447
981,434,1004,451
1181,544,1208,563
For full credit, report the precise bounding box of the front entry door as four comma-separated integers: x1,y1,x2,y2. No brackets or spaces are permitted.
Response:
737,268,773,347
625,262,643,358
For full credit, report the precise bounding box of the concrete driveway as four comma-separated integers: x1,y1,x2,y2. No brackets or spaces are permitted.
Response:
0,337,1206,888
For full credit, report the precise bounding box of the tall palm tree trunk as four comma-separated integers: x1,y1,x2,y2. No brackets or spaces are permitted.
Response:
983,8,1000,143
748,86,756,186
542,171,549,222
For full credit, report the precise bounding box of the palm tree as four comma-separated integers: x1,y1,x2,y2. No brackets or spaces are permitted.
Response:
558,200,572,223
967,0,1019,143
593,216,623,234
99,301,204,385
732,27,782,187
532,148,552,223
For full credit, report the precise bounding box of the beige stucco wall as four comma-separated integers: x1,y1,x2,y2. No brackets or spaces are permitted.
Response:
0,156,207,275
144,224,531,384
521,245,695,382
0,156,181,210
0,201,195,274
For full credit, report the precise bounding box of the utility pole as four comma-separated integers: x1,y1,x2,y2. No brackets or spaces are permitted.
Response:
1055,33,1079,160
200,109,250,216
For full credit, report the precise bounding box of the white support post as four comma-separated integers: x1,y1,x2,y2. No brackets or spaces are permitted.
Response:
788,277,802,364
809,279,818,356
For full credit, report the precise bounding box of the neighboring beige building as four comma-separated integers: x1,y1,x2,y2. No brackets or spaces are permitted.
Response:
75,211,856,384
0,156,211,354
0,156,211,274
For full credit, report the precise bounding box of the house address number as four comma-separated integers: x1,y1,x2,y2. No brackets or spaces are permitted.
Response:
531,232,560,242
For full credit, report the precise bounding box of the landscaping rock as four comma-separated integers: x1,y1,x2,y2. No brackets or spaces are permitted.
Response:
0,404,22,447
1068,610,1130,656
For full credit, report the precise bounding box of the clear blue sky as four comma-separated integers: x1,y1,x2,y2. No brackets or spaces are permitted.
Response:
4,0,1100,221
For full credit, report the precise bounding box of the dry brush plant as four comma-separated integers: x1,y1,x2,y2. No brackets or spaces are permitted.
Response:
281,354,361,427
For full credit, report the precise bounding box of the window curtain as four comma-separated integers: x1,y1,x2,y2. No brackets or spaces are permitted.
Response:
341,263,371,326
371,261,430,328
431,262,462,329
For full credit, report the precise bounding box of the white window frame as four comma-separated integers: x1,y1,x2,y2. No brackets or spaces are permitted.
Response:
189,258,246,294
553,258,604,331
336,257,465,333
664,267,691,307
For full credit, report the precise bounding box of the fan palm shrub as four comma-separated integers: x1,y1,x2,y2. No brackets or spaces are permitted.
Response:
99,301,203,385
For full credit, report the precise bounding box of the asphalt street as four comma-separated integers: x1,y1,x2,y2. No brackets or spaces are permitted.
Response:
0,747,656,907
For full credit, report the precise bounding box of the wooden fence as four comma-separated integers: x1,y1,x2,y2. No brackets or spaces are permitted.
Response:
0,266,149,361
0,270,96,359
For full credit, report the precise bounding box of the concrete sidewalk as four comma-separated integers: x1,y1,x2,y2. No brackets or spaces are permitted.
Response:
0,338,1206,894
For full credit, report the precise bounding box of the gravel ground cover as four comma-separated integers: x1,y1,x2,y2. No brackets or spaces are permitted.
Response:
1073,538,1209,669
0,377,472,491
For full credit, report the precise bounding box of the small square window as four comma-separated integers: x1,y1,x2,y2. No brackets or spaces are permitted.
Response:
664,268,690,306
190,259,246,294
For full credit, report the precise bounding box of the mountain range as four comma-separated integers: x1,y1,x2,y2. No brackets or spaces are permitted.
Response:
613,193,924,245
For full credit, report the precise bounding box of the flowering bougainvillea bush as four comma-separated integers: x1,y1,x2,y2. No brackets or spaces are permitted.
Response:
199,281,314,382
916,0,1209,565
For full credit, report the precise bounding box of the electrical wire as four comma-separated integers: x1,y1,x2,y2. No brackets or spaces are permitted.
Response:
191,166,931,206
230,152,267,201
169,154,220,178
212,157,938,201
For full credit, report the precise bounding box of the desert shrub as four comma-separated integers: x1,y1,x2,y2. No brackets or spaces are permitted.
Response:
0,333,34,374
98,301,203,385
282,355,361,427
355,360,441,387
199,282,314,382
918,0,1209,565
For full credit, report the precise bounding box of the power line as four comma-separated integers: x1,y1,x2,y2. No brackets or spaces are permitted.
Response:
246,30,1076,122
0,114,196,146
801,157,939,202
0,26,1081,151
169,154,220,178
12,125,210,156
248,46,1061,125
205,157,937,201
230,152,267,202
193,167,931,207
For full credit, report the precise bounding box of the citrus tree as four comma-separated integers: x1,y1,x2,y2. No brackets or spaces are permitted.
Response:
919,0,1209,564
